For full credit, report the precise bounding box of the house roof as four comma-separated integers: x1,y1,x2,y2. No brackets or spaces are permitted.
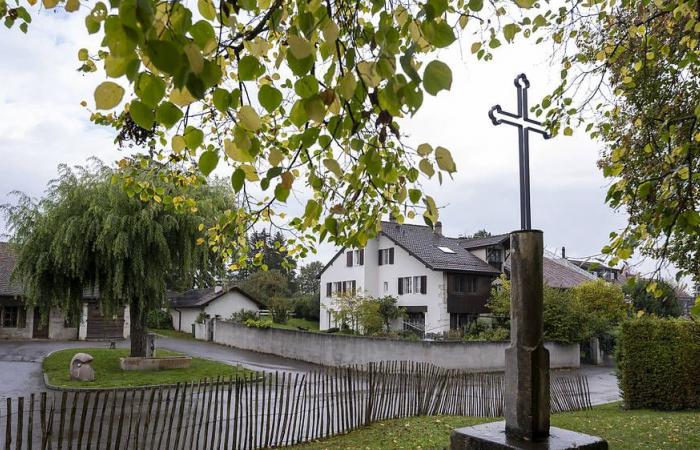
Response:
504,251,597,289
0,242,22,297
168,285,264,309
379,222,501,275
459,233,510,250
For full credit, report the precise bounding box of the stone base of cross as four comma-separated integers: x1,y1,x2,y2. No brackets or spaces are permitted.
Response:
449,231,608,450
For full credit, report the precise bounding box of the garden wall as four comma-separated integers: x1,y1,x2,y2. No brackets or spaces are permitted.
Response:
213,320,579,370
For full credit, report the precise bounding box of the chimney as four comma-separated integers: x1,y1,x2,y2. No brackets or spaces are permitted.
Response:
561,246,566,259
434,221,442,236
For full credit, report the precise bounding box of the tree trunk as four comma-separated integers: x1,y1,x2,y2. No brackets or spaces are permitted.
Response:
130,298,148,357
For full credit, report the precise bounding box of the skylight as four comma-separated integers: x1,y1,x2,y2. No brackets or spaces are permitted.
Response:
438,246,455,254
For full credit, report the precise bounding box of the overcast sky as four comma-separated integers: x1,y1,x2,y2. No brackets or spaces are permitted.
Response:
0,11,673,278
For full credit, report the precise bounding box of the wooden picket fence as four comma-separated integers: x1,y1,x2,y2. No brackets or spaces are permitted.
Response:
1,361,591,450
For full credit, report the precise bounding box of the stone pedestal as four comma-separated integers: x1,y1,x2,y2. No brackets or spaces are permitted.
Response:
451,421,608,449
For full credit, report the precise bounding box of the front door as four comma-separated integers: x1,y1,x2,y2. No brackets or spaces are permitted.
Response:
32,308,49,339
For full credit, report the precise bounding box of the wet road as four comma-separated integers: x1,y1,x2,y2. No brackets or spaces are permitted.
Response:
0,337,319,399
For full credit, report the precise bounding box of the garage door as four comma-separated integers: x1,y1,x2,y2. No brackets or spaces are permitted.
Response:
86,303,124,340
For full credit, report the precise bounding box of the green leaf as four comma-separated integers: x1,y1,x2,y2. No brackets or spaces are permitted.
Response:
94,81,124,110
197,0,216,20
129,100,155,129
503,23,520,42
417,143,433,156
288,35,313,59
258,85,283,113
409,189,422,203
184,126,204,149
423,60,452,96
289,101,308,128
145,40,182,75
435,146,456,173
514,0,536,8
421,21,455,48
155,102,183,128
190,20,216,52
274,184,290,202
212,88,230,112
231,168,245,192
238,56,263,81
198,150,219,176
419,159,435,177
294,76,319,99
323,158,343,178
467,0,483,11
135,72,166,108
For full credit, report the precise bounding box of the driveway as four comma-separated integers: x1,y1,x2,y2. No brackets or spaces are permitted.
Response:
0,337,319,399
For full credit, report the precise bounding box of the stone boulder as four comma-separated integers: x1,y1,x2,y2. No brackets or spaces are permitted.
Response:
69,352,95,381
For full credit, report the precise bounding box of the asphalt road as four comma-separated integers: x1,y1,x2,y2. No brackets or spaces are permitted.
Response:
0,337,319,399
0,338,619,405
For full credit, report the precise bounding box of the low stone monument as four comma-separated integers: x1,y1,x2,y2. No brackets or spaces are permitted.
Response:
69,352,96,381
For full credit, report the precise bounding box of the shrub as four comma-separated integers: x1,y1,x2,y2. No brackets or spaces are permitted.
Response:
268,296,292,323
243,318,272,329
617,317,700,410
146,309,173,329
230,309,258,323
624,278,682,317
195,311,209,324
292,294,320,321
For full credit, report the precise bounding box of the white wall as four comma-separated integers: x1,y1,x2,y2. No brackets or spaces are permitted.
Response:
170,290,261,333
319,234,450,333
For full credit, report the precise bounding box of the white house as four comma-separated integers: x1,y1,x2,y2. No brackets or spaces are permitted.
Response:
168,285,263,333
319,221,506,334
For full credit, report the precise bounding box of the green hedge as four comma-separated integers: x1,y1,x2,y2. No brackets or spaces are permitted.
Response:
617,317,700,410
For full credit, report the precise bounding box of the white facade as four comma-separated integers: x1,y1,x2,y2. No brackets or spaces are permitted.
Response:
320,234,451,334
169,289,261,333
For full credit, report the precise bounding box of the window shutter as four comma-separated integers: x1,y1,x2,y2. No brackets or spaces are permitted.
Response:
346,251,353,267
378,250,383,266
421,276,427,294
326,282,332,297
398,278,403,295
359,249,364,265
389,248,395,264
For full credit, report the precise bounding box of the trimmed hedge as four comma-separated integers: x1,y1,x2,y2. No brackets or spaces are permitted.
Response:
617,317,700,410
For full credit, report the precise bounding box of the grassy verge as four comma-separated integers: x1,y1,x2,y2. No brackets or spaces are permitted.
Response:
269,318,320,331
43,348,253,388
151,328,197,340
290,403,700,449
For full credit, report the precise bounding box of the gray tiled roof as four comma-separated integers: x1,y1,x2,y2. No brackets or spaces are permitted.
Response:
168,286,264,309
380,222,501,274
0,242,22,297
504,253,597,289
460,233,510,249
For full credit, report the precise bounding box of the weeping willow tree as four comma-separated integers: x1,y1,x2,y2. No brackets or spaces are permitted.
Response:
2,157,233,356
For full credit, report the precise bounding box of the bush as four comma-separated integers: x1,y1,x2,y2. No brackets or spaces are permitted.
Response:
230,309,258,323
146,309,173,329
292,294,320,321
244,318,272,329
268,296,293,323
617,317,700,410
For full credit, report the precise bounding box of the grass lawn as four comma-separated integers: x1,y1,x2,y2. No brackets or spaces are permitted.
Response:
290,403,700,449
270,317,320,331
43,348,254,388
151,328,197,340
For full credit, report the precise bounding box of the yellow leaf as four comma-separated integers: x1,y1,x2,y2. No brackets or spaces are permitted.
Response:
94,81,124,110
435,146,456,173
323,20,339,43
268,148,284,166
224,139,254,162
240,164,259,181
288,35,312,59
338,73,357,100
417,143,432,156
419,159,434,177
42,0,59,8
184,43,204,74
172,135,186,153
238,106,261,131
170,87,196,106
323,158,343,178
470,42,481,54
357,62,380,88
65,0,80,12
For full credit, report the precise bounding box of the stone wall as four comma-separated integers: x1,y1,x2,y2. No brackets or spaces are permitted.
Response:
213,320,580,370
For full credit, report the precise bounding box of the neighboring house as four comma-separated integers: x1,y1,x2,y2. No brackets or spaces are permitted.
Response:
0,242,129,340
319,221,502,334
168,285,264,333
503,249,598,289
567,252,627,284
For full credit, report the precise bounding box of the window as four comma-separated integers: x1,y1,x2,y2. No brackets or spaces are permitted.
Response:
0,306,23,328
342,280,357,295
437,246,455,254
486,248,503,263
346,249,365,266
453,275,477,294
383,281,389,293
326,282,332,297
413,276,427,294
333,281,343,294
378,248,394,265
398,277,412,294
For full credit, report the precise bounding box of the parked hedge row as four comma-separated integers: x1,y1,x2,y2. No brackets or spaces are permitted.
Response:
617,317,700,410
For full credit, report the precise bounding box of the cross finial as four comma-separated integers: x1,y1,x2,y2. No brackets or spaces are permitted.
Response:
488,73,552,230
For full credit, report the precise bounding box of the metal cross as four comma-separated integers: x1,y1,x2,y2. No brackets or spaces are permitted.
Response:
489,74,551,230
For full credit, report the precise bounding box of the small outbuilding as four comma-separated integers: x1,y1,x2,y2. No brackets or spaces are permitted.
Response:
168,286,263,333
